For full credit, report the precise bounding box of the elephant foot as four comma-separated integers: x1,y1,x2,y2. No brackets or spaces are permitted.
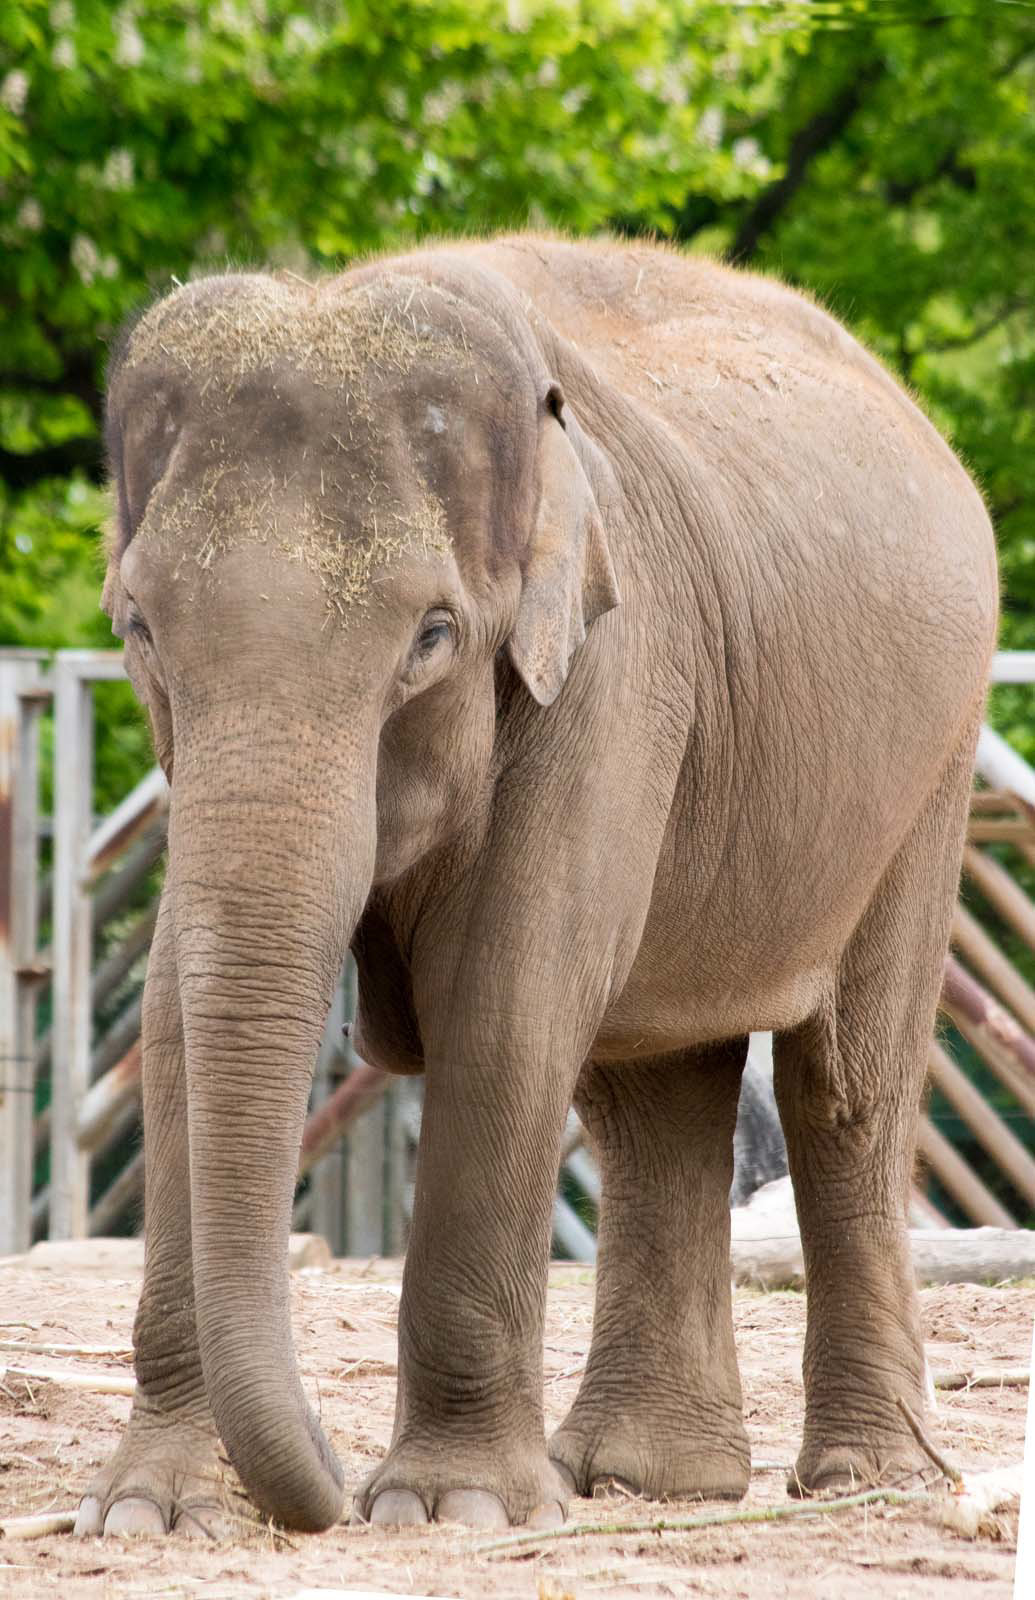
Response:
75,1411,238,1538
549,1415,750,1503
352,1438,569,1529
788,1438,937,1499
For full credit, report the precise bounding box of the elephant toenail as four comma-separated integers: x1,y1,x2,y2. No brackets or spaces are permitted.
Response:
103,1497,168,1536
436,1489,509,1529
527,1500,566,1529
73,1497,104,1537
368,1489,430,1525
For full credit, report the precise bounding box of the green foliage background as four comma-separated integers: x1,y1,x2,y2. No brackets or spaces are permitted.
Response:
4,2,1034,755
3,0,1035,1224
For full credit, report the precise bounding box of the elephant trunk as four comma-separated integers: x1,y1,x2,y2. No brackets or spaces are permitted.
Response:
170,709,375,1530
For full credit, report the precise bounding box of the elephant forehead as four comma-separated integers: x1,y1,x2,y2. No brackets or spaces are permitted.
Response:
135,459,453,621
124,272,472,412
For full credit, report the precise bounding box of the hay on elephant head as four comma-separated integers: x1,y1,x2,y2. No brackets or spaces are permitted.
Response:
124,271,462,620
125,271,469,414
141,462,452,619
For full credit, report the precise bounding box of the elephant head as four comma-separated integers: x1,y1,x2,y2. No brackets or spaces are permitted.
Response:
102,258,619,1529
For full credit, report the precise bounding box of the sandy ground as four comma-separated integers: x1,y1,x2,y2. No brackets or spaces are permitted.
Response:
0,1259,1029,1599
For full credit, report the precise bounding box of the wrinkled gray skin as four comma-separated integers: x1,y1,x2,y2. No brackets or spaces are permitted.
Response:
78,236,996,1538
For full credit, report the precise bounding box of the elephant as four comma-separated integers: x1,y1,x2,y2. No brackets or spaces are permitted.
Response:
77,233,996,1537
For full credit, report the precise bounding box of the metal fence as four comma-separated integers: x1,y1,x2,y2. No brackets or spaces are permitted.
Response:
2,648,1035,1258
0,648,604,1257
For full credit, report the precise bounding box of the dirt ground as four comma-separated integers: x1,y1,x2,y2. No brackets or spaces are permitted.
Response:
0,1258,1029,1599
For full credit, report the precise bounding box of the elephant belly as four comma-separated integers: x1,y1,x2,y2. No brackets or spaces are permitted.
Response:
592,774,899,1060
593,948,830,1061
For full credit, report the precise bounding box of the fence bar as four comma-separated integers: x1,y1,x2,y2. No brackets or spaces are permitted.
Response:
952,905,1035,1039
13,671,46,1247
86,766,168,881
0,654,48,1253
49,657,95,1238
383,1081,408,1255
308,965,349,1248
963,845,1035,956
57,649,125,681
77,1041,142,1152
928,1041,1035,1210
975,724,1035,815
553,1195,597,1262
345,1094,387,1256
970,790,1020,813
0,658,25,1252
91,820,167,932
941,953,1035,1120
916,1117,1016,1228
92,902,158,1011
968,819,1034,845
564,1145,601,1207
991,651,1035,683
299,1061,388,1177
91,994,142,1083
89,1147,144,1236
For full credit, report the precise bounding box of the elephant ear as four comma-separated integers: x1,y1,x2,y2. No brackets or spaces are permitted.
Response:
507,389,620,706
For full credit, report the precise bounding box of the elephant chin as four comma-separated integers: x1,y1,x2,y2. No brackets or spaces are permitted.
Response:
169,729,375,1530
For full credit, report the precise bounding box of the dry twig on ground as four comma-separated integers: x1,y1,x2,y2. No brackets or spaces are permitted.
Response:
934,1368,1030,1391
478,1485,936,1556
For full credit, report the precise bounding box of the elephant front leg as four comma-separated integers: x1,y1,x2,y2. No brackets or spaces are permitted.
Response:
353,1046,575,1530
75,889,228,1538
550,1043,751,1502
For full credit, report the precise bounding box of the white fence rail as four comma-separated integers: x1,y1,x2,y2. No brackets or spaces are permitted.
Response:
2,648,1034,1258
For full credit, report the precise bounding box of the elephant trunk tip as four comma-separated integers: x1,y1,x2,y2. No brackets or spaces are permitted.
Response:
213,1378,345,1532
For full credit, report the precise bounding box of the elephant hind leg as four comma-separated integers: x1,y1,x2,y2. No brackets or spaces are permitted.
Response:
774,720,978,1497
550,1040,750,1502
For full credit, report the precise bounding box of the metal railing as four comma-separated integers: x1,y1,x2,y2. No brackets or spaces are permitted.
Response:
0,650,50,1254
930,707,1035,1226
2,648,1034,1257
0,650,169,1250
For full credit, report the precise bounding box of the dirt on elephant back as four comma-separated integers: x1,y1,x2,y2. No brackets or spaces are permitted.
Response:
0,1258,1029,1599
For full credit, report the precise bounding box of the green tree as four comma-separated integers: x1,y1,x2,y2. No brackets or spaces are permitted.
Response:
687,2,1035,755
0,0,793,806
2,0,1033,795
4,1,1033,1223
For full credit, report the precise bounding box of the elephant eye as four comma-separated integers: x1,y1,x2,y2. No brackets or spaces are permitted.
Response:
416,606,456,653
417,618,452,654
127,606,153,645
118,592,153,646
401,608,457,686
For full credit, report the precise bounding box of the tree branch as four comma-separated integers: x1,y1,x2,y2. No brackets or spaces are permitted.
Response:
920,299,1029,356
883,40,1035,206
884,150,976,206
728,60,884,263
